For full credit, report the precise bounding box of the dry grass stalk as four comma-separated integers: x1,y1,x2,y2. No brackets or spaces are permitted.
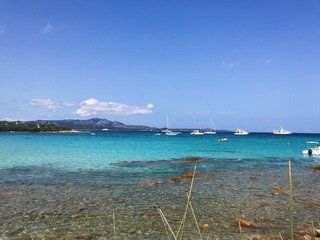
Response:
157,206,177,240
157,165,202,240
176,165,202,240
189,200,202,239
288,160,294,240
113,209,116,240
279,232,284,240
238,221,242,234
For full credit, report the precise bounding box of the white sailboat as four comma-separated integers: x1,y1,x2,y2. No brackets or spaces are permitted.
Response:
165,115,181,136
204,119,216,135
190,119,204,135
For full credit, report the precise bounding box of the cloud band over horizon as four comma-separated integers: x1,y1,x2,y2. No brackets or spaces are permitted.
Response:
30,98,154,117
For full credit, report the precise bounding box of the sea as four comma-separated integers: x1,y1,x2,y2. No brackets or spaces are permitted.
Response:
0,131,319,239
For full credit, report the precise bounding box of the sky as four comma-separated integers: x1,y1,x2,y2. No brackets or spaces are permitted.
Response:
0,0,320,132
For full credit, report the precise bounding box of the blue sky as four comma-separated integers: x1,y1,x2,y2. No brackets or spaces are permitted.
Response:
0,0,320,132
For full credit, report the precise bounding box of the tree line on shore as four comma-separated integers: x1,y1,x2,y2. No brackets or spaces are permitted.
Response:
0,121,70,132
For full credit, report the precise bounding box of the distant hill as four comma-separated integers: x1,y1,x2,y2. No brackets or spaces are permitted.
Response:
33,118,157,131
1,118,231,132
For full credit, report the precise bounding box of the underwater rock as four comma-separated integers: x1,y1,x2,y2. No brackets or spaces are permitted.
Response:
99,230,108,235
312,166,320,171
171,171,197,183
272,185,285,195
78,207,86,213
138,181,165,187
171,176,181,183
294,225,320,240
181,156,202,162
236,218,261,229
3,189,27,196
128,227,142,235
201,223,210,230
5,227,25,237
179,171,195,179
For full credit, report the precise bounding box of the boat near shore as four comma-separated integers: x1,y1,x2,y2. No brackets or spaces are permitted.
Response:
204,119,216,134
234,128,249,135
273,127,293,135
165,115,181,136
190,129,204,135
165,130,181,136
302,141,320,155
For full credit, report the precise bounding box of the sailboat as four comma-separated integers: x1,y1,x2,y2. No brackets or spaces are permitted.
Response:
190,119,204,135
165,115,181,136
204,119,216,135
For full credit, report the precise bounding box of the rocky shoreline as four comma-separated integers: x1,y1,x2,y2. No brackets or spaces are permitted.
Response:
1,165,319,239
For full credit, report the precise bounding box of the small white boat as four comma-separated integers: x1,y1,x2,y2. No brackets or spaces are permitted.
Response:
165,115,181,136
204,119,216,134
204,129,216,135
190,129,204,135
165,130,181,136
234,128,249,135
273,127,293,135
218,138,228,142
302,141,320,155
191,119,204,135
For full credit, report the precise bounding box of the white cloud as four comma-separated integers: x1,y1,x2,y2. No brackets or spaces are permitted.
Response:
41,23,53,33
30,99,60,111
30,98,154,117
63,101,76,107
147,103,154,109
75,98,154,116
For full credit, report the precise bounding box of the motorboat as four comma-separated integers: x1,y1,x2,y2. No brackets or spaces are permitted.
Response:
302,141,320,155
273,127,293,135
234,128,249,135
190,129,204,135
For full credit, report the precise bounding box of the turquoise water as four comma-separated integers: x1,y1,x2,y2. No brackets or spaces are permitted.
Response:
0,131,319,170
1,132,320,239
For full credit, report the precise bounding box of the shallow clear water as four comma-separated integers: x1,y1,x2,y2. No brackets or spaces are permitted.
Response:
0,132,319,239
1,131,319,170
